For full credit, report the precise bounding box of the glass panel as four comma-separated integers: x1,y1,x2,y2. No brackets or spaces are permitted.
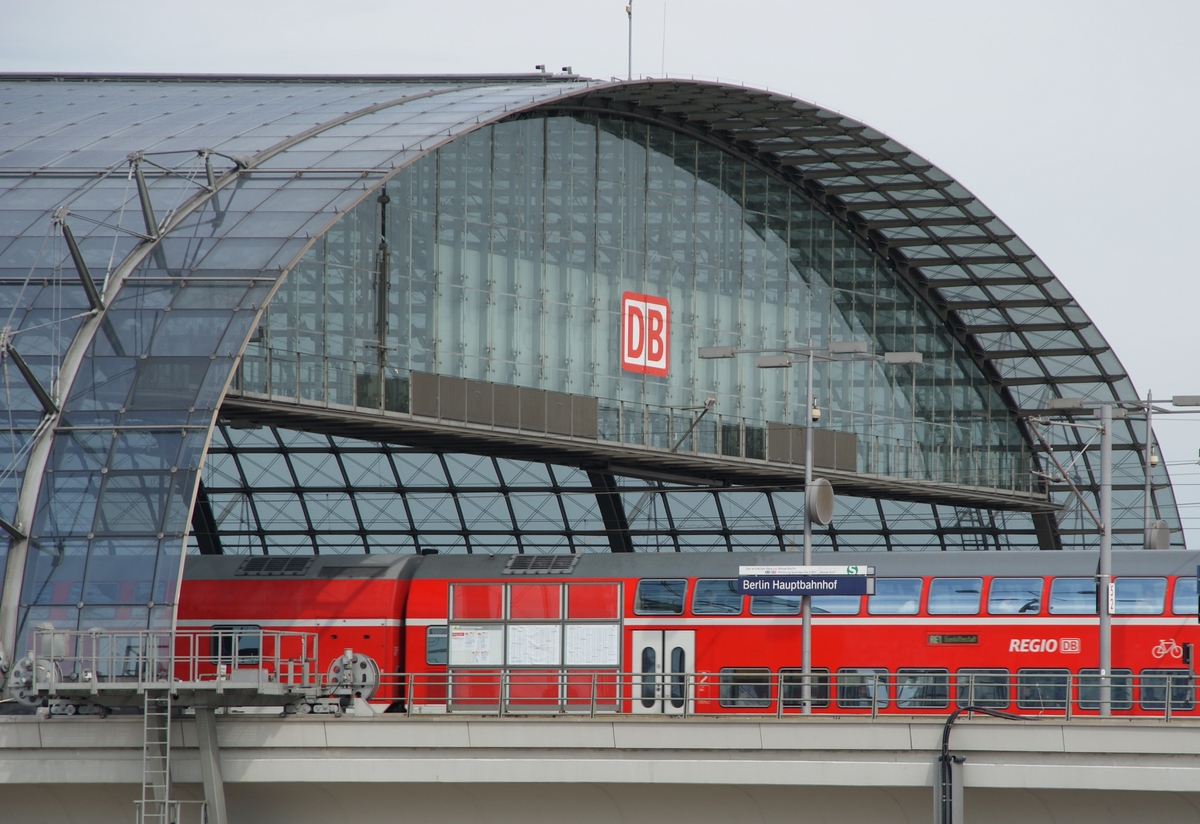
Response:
810,595,860,615
1172,577,1198,615
567,583,619,619
1016,669,1068,709
719,668,771,708
836,669,889,708
509,584,561,619
988,578,1043,615
781,668,831,707
896,670,949,709
426,625,448,666
451,584,502,619
750,594,800,615
867,578,922,615
670,646,686,708
1112,577,1167,615
1048,577,1096,615
635,579,686,614
640,646,657,707
1140,669,1193,711
1078,669,1133,710
955,669,1009,708
692,579,742,614
926,578,982,615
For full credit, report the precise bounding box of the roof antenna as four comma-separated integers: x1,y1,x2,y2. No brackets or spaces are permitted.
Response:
626,1,633,80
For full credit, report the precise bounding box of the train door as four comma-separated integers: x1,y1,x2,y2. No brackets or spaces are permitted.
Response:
631,630,694,715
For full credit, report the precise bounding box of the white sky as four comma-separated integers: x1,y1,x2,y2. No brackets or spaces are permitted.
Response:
3,0,1198,546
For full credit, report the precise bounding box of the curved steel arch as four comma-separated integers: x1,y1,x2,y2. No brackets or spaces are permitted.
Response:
0,76,1181,675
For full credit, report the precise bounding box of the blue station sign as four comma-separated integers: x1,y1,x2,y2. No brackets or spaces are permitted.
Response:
736,565,876,597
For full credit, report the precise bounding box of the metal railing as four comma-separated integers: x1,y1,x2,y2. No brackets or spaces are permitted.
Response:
387,669,1198,721
133,800,207,824
25,627,321,695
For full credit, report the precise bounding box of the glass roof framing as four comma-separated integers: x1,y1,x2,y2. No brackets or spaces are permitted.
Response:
193,424,1039,557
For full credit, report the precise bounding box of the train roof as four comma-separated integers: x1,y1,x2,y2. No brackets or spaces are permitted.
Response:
411,550,1200,580
183,553,420,581
182,550,1200,582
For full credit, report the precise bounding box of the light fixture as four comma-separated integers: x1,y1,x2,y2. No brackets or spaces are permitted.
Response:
755,354,791,369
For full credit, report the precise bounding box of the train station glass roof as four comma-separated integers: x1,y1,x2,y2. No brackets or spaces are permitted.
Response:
0,74,1182,659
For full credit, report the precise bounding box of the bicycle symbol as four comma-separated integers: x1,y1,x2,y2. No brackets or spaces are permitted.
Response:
1152,639,1183,660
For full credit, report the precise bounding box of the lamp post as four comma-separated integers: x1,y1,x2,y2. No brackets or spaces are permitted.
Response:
1034,392,1200,717
700,339,923,713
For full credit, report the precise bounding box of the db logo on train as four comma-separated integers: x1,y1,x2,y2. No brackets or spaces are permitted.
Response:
621,292,670,376
1008,638,1082,653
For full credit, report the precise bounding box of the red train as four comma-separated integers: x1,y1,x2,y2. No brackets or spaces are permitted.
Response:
177,550,1200,716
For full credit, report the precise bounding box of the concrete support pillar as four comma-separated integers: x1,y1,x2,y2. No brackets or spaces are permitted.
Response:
195,707,229,824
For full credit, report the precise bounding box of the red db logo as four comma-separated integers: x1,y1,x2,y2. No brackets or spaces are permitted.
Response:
621,292,670,376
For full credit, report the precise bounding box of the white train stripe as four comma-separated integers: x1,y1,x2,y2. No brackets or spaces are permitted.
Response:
625,616,1194,627
175,618,400,629
176,616,1195,629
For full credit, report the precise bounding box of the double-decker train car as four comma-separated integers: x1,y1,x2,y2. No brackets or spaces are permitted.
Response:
177,554,419,705
177,550,1200,717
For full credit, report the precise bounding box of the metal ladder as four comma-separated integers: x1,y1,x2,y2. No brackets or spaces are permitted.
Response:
139,689,172,824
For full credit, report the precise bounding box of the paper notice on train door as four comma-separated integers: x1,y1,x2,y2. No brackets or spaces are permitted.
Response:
564,624,620,666
449,625,503,666
506,624,562,666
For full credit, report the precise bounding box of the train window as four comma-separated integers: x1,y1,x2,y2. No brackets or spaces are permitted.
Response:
1140,670,1194,712
692,579,743,614
955,669,1009,708
567,583,620,619
896,669,950,709
640,647,657,708
1048,578,1097,615
635,580,687,614
509,584,562,619
867,579,922,615
719,668,771,708
750,594,800,615
1112,578,1167,615
1172,577,1199,615
670,647,687,709
780,668,831,707
987,578,1043,615
211,625,260,664
836,669,889,709
451,584,503,619
426,626,448,666
811,596,860,615
927,578,982,615
1078,669,1133,710
1016,669,1069,710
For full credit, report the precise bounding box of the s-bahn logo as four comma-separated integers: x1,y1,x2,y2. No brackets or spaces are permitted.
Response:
1008,638,1081,653
621,291,670,376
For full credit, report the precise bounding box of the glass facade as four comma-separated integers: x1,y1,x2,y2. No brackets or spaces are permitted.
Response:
244,114,1029,490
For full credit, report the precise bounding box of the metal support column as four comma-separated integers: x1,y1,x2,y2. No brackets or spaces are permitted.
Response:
1098,403,1112,717
800,345,814,715
195,706,229,824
